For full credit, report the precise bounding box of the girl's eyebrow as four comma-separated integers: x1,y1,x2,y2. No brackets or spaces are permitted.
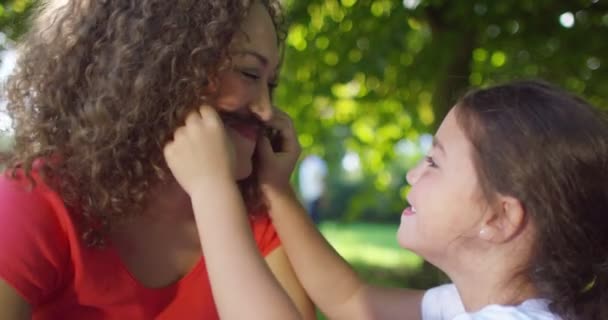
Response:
433,137,447,156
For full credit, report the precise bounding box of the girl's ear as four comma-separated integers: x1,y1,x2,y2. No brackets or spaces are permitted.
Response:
478,196,526,243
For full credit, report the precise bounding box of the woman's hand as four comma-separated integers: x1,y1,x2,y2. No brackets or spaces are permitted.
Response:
163,105,236,196
256,109,301,191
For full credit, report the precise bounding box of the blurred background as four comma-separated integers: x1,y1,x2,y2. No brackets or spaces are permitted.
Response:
1,0,607,305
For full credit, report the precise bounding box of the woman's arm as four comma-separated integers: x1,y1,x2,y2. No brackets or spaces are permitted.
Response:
0,280,31,320
164,106,300,320
189,182,301,320
265,247,317,320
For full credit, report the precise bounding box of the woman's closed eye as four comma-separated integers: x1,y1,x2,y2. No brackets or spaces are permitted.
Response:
240,69,275,84
240,70,261,80
240,69,278,94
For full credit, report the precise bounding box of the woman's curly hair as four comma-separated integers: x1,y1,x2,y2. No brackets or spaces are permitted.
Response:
5,0,285,246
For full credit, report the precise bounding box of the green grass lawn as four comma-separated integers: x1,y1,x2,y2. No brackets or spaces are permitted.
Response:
313,221,445,319
320,222,423,271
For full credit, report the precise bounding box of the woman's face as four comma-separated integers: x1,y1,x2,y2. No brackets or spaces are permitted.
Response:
208,0,280,180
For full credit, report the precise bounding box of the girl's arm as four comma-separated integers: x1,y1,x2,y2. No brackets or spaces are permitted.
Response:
256,110,424,319
264,186,424,320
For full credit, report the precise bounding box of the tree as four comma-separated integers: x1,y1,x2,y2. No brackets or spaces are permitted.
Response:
277,0,608,220
0,0,35,48
1,0,607,219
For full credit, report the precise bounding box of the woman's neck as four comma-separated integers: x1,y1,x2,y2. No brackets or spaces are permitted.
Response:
142,181,195,222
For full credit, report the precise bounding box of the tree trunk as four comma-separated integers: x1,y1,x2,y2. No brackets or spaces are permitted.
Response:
425,6,476,130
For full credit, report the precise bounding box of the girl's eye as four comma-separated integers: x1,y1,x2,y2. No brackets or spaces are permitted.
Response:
425,156,438,168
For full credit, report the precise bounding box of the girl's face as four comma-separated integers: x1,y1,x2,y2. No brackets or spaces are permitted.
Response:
398,107,489,267
208,1,280,180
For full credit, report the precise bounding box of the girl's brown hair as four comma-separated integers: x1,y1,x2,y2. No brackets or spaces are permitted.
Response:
457,80,608,320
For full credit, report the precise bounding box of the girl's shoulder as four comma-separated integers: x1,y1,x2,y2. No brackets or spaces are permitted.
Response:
454,299,558,320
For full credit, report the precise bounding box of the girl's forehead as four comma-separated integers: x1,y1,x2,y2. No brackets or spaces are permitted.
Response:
435,108,468,149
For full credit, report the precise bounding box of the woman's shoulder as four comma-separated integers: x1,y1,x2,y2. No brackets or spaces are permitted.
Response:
0,169,69,222
0,170,58,220
0,170,74,306
0,169,76,254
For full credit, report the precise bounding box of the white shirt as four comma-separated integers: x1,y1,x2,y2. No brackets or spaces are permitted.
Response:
421,284,559,320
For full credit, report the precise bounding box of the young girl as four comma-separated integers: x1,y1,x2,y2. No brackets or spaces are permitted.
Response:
0,0,314,319
166,80,608,319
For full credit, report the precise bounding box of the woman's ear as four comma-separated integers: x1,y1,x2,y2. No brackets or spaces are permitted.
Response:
478,196,526,243
205,75,220,94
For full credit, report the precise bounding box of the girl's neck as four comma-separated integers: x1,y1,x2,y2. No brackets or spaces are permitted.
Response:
454,272,538,312
445,245,539,312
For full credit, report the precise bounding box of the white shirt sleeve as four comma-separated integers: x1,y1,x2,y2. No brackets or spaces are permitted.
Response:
452,300,558,320
421,284,558,320
421,284,466,320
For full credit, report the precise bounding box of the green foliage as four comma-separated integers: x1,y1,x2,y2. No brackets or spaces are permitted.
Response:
0,0,36,47
0,0,35,146
279,0,608,221
320,221,424,270
1,0,607,221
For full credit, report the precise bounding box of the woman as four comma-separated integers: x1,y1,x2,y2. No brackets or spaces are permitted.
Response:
0,0,314,319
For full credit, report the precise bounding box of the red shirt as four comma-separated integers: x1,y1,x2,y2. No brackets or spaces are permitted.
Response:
0,172,281,319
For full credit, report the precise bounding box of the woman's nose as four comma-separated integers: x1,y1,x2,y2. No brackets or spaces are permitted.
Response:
250,88,273,122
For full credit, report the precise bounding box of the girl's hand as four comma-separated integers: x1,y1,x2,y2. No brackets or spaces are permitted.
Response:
256,109,301,191
163,105,236,195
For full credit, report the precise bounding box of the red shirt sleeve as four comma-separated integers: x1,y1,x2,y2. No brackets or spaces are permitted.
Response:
250,214,282,257
0,174,70,306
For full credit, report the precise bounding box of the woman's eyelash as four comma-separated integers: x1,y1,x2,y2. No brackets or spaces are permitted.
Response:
241,71,279,90
241,71,260,80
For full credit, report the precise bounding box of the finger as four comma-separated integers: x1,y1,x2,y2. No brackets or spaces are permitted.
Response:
172,126,188,142
199,104,222,125
163,142,176,164
184,110,202,128
255,135,274,162
265,111,299,153
276,122,300,154
265,109,292,128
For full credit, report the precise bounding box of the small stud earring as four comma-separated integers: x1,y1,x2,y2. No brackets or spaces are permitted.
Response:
479,228,490,239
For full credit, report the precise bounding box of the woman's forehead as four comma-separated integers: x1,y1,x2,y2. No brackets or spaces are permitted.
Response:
231,2,279,67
